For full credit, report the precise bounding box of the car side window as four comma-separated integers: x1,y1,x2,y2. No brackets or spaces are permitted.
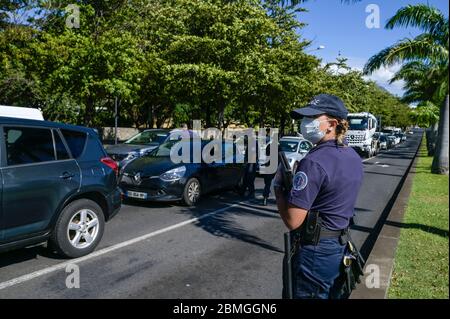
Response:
5,127,55,166
61,129,87,159
299,141,311,152
53,130,70,160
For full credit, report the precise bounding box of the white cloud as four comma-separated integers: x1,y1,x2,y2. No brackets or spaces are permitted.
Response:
347,57,405,97
320,56,406,97
362,64,405,97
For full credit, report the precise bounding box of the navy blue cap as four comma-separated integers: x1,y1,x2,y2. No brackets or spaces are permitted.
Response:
291,94,348,120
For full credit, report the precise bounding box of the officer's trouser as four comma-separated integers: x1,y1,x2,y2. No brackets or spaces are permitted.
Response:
262,173,275,198
243,164,256,194
293,237,346,299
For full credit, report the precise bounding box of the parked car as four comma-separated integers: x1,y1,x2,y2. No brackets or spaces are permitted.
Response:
390,134,401,145
119,139,246,206
279,136,313,172
0,117,121,258
386,135,397,148
105,129,171,168
378,135,388,150
399,133,407,142
106,129,203,169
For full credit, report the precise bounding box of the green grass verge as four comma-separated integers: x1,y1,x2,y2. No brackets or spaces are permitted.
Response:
388,137,449,299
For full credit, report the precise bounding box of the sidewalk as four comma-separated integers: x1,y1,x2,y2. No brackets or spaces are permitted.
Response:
350,135,422,299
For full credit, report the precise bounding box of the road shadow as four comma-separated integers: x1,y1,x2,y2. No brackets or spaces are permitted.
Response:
384,221,449,238
170,179,285,254
185,198,284,254
0,243,66,269
122,178,284,254
363,171,405,178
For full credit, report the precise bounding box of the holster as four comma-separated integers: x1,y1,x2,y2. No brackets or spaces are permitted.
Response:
299,211,322,246
335,230,366,298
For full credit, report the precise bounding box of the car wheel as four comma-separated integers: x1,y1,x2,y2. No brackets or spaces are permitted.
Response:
50,199,105,258
183,178,201,206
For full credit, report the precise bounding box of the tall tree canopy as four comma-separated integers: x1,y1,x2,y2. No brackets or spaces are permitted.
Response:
0,0,412,132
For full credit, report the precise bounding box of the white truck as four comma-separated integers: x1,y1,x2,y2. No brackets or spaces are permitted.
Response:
346,112,379,158
0,105,44,120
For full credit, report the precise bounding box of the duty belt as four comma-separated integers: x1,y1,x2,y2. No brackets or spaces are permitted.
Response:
320,228,347,239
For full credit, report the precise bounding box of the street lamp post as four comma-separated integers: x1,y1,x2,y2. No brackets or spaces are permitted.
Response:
306,45,325,53
114,97,118,145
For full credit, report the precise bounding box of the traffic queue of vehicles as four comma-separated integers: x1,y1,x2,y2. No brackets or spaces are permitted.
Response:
0,108,407,259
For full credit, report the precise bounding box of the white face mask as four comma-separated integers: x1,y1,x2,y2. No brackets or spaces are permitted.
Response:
300,117,329,144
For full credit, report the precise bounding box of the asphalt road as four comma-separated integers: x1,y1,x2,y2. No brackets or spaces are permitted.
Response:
0,130,422,298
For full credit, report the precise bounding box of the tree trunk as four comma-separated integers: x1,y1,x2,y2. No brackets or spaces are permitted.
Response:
84,96,95,126
432,95,449,175
426,122,439,156
280,114,286,138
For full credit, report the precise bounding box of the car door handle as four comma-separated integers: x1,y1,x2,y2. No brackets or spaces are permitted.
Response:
60,172,75,180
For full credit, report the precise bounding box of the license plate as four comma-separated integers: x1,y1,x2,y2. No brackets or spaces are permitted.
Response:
126,191,148,199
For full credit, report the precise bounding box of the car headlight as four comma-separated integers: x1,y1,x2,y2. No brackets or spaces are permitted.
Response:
160,166,186,182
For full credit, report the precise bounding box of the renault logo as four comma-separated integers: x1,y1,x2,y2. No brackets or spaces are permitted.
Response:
133,172,142,185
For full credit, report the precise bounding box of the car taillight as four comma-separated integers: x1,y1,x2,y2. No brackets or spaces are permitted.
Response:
101,157,119,176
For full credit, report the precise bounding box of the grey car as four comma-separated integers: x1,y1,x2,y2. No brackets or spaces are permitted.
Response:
106,129,171,168
279,136,313,173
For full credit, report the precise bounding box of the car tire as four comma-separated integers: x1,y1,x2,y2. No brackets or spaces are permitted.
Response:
50,199,105,258
182,178,201,206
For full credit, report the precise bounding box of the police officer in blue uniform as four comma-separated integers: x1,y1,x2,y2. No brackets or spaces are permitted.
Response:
274,94,364,299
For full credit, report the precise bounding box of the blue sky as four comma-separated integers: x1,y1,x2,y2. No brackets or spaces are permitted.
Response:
296,0,449,97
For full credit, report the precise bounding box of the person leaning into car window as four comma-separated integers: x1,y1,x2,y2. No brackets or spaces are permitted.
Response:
241,135,257,198
262,127,275,206
273,94,364,299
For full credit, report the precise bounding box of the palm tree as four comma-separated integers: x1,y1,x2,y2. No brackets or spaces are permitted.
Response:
411,101,440,155
364,4,449,175
390,60,445,156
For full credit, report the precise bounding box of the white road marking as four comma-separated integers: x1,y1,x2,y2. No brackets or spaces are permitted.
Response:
0,201,245,291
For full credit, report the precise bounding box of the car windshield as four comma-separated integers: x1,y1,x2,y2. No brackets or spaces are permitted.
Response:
380,136,387,142
280,140,299,152
149,140,186,157
149,140,238,162
125,131,168,145
348,117,368,130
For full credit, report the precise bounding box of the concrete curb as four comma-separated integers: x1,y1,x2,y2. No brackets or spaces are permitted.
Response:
350,133,423,299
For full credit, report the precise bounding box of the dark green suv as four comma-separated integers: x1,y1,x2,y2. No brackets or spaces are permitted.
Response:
0,117,121,258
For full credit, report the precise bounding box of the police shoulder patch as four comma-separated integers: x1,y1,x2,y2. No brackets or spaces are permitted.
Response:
293,171,308,191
